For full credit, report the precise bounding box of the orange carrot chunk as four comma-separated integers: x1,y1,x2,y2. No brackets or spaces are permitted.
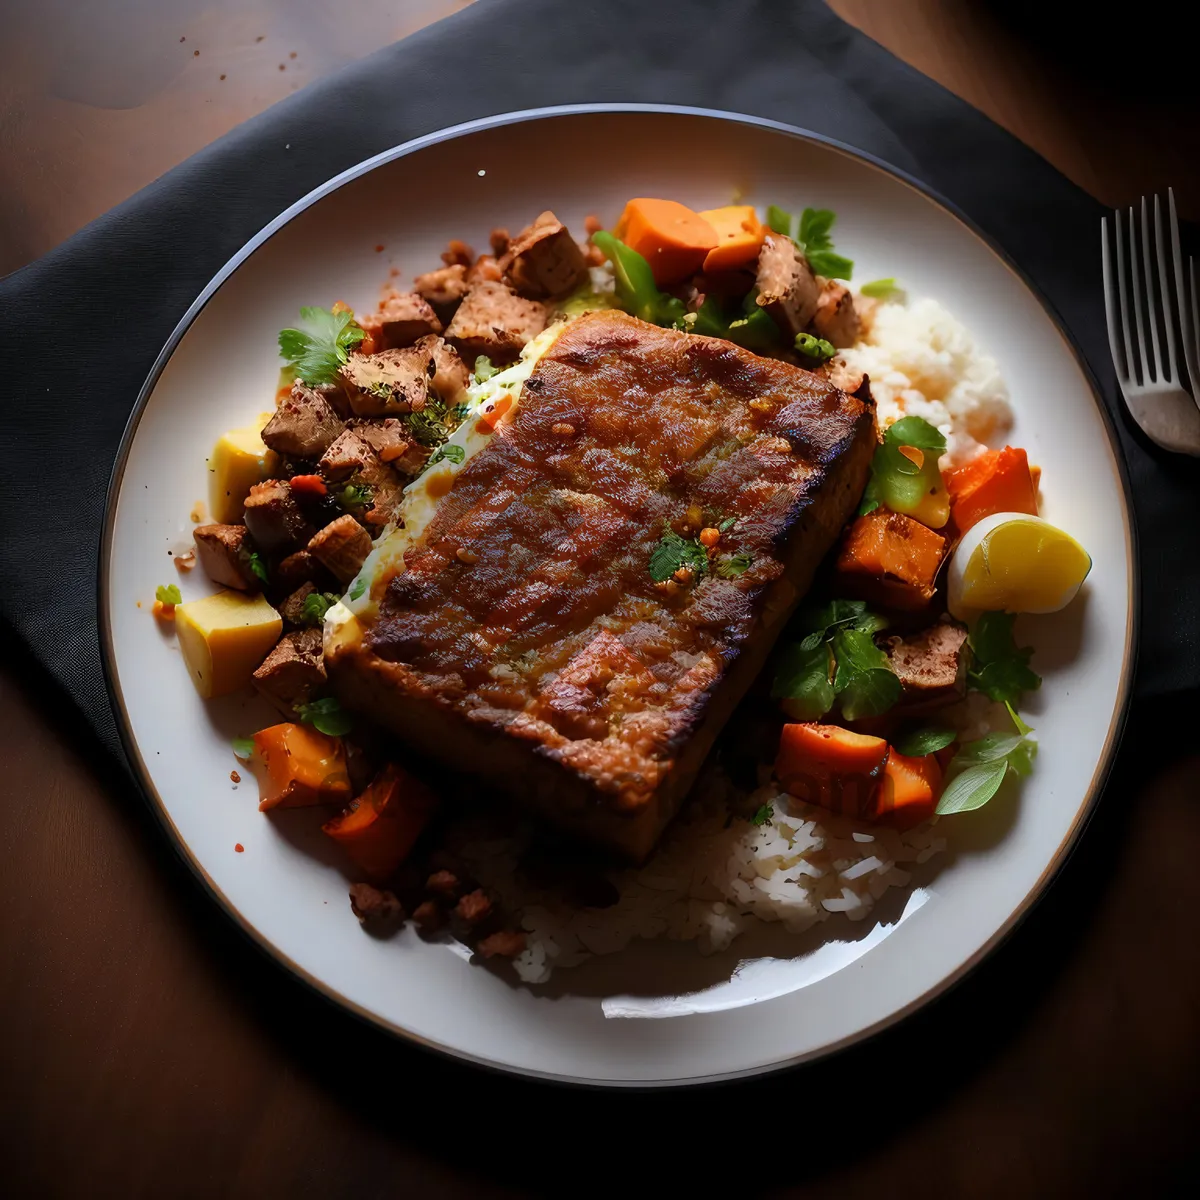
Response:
943,446,1038,534
870,748,942,829
697,205,767,273
289,473,328,496
834,510,947,611
614,198,719,287
776,722,890,820
251,723,351,811
322,762,439,879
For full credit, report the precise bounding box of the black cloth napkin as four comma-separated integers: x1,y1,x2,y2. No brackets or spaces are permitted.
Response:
1,0,1196,770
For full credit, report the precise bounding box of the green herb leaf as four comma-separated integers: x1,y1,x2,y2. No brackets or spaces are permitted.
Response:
348,577,367,602
473,355,498,383
591,231,686,329
301,591,341,626
799,599,889,645
340,482,374,510
857,476,880,516
968,611,1042,704
860,416,948,516
860,278,904,301
936,760,1009,815
295,696,354,738
1005,701,1032,737
278,306,366,386
832,628,902,720
231,736,256,760
798,207,853,281
246,550,269,586
893,726,957,757
794,332,837,362
427,443,466,468
155,583,182,606
887,416,947,455
648,528,709,584
718,516,737,532
766,205,794,237
936,707,1036,815
726,307,781,353
770,641,835,721
715,552,753,578
751,803,774,826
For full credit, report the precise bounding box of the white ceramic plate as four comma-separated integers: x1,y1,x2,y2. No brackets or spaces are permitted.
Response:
101,106,1135,1086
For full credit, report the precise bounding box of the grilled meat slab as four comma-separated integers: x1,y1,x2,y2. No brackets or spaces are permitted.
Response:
329,310,875,860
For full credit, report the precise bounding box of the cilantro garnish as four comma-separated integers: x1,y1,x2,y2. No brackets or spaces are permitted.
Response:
766,205,792,236
751,804,774,826
405,395,451,447
715,553,753,578
427,443,466,468
348,577,367,602
967,611,1042,704
893,726,957,758
278,306,366,386
798,208,853,281
771,600,895,721
794,332,836,362
231,736,256,760
246,550,269,586
155,583,182,606
858,415,947,516
860,278,904,301
295,696,354,738
301,591,341,626
648,528,710,584
936,707,1036,815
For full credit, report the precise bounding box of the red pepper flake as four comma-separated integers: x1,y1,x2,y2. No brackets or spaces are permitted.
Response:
278,63,286,71
374,244,385,253
289,474,327,496
230,770,241,784
219,74,226,81
289,51,297,59
234,843,244,853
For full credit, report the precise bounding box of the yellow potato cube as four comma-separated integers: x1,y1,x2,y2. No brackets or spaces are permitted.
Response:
175,590,282,698
208,412,279,524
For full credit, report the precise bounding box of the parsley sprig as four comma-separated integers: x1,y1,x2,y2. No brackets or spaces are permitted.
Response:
936,705,1036,815
771,600,898,721
295,696,354,738
301,591,342,627
155,583,182,607
649,529,711,584
767,205,854,280
968,611,1042,704
279,306,366,386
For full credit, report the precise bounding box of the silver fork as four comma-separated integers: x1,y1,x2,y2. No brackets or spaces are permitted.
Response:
1102,191,1200,455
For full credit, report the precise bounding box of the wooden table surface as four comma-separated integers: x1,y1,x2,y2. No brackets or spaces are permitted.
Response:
3,3,1199,1196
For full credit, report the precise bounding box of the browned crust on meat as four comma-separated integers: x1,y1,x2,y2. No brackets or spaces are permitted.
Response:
329,311,875,861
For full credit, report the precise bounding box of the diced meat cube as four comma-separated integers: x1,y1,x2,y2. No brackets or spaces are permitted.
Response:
466,255,504,284
348,418,410,465
413,263,469,313
755,233,821,339
500,210,588,298
885,618,968,711
489,228,510,256
425,869,462,898
420,334,471,408
444,281,548,363
454,889,493,925
243,480,315,556
411,899,443,930
252,628,326,712
279,581,316,628
308,514,373,584
441,239,474,268
363,291,444,350
340,347,431,417
348,882,404,925
192,523,259,591
811,280,860,349
275,549,331,593
261,382,346,460
318,429,405,520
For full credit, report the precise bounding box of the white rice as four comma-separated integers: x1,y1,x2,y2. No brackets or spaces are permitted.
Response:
839,296,1013,464
449,295,1007,983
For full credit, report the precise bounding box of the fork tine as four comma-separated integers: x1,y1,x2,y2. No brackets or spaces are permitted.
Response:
1143,196,1168,383
1112,209,1137,384
1190,255,1200,391
1166,189,1194,390
1128,204,1151,385
1101,217,1128,383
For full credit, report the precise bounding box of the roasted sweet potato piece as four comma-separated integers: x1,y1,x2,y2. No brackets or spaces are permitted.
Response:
251,723,351,811
322,762,440,880
775,722,889,819
872,748,942,829
835,511,947,611
944,446,1038,533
